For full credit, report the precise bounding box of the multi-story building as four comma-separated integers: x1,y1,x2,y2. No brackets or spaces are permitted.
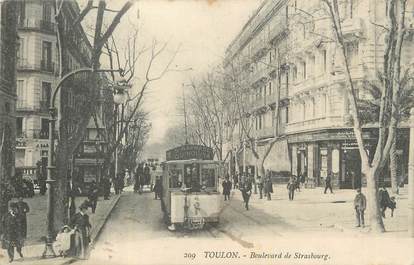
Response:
223,0,414,188
0,0,18,231
15,0,93,181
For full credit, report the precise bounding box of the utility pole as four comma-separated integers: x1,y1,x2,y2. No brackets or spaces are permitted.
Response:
182,84,189,145
409,108,414,237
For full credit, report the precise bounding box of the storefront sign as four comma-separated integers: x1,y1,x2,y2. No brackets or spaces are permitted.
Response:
166,145,214,161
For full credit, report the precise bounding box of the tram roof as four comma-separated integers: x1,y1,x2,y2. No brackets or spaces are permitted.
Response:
162,159,221,164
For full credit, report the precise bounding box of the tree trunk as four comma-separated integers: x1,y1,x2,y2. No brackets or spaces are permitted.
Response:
257,156,266,178
389,138,399,194
364,166,385,233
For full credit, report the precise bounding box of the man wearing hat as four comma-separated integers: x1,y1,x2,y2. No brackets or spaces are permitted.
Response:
69,202,92,258
1,202,24,262
354,188,367,228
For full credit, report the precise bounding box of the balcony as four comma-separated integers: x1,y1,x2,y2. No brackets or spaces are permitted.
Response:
285,116,344,134
33,129,50,139
17,58,37,71
18,19,56,34
269,16,288,45
341,18,364,38
17,58,55,74
41,60,55,73
16,131,26,139
16,100,35,111
254,127,275,139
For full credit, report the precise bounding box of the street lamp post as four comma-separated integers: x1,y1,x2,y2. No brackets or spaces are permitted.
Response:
113,78,129,178
42,68,122,258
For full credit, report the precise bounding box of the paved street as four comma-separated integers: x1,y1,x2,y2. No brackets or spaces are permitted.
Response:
75,185,413,265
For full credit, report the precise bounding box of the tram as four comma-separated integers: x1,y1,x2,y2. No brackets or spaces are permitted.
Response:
161,145,223,230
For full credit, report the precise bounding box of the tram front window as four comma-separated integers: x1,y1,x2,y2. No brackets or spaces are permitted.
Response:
201,168,215,189
184,163,200,192
169,169,182,188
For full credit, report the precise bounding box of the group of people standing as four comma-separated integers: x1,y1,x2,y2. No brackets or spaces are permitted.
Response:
1,197,30,263
133,163,151,194
222,172,274,211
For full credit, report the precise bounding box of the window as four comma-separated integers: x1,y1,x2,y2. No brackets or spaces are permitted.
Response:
16,117,23,137
201,167,216,188
302,61,307,79
17,38,24,63
43,2,52,22
309,56,315,78
17,80,24,101
41,118,49,133
291,65,297,82
322,50,327,73
42,41,52,68
345,42,359,67
17,1,25,24
41,82,52,107
286,106,289,123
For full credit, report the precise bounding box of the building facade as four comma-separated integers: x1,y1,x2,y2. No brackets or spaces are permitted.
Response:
223,0,414,188
0,0,18,231
15,0,93,182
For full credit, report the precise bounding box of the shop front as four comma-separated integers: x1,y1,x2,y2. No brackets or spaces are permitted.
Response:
288,128,389,189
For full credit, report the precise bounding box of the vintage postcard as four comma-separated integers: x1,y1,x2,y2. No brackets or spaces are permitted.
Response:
0,0,413,265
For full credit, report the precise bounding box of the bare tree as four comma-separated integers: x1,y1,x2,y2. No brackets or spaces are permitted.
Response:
322,0,410,232
51,0,134,230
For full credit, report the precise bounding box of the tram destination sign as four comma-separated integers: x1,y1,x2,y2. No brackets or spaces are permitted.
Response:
166,145,214,161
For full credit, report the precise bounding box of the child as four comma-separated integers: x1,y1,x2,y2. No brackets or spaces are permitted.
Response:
54,225,75,257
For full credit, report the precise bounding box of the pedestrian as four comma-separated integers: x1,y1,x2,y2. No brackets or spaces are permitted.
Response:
70,202,92,259
264,176,273,200
240,179,252,210
87,181,99,214
119,171,125,193
102,177,111,200
324,173,333,194
114,173,121,195
378,185,395,218
153,177,163,200
287,177,295,201
232,173,239,189
134,165,142,193
354,188,366,228
124,169,131,186
222,176,232,201
256,176,264,199
15,196,30,240
1,202,24,263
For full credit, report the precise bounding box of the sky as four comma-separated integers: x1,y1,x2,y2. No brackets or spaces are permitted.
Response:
85,0,262,146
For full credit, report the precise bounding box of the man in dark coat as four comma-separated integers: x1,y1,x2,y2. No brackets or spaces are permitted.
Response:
153,177,163,200
2,203,24,262
240,179,252,210
324,173,333,194
232,173,238,189
354,188,366,227
264,176,273,200
287,177,295,201
102,177,111,200
222,176,232,201
70,202,92,259
87,181,99,214
15,197,30,239
378,186,396,218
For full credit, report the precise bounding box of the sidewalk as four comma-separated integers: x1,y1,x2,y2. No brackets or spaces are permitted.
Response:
221,184,409,237
0,192,121,265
